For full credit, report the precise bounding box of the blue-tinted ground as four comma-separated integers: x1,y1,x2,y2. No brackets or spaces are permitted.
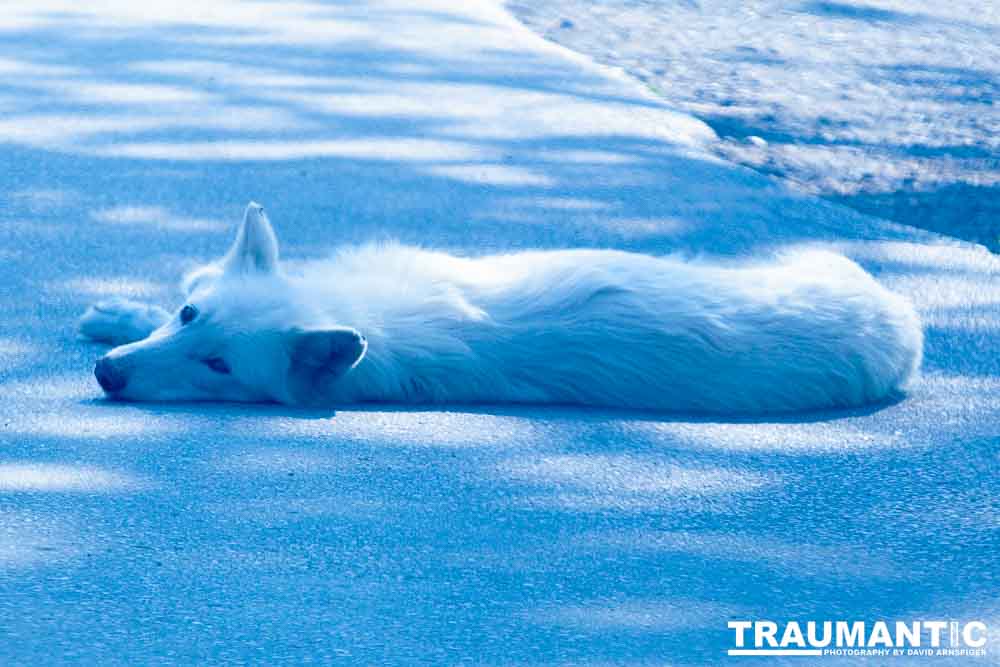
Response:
0,1,997,664
512,0,1000,251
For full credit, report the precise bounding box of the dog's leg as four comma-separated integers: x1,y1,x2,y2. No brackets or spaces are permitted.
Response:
79,297,171,346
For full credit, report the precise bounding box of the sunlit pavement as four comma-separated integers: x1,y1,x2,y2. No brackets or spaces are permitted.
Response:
0,1,997,663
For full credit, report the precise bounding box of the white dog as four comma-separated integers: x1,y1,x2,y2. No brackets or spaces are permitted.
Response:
80,202,922,413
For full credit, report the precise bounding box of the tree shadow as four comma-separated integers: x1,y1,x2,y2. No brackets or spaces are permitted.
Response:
834,180,1000,251
800,1,924,24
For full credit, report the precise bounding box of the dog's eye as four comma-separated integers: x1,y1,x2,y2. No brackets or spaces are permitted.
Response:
180,304,198,325
204,357,230,374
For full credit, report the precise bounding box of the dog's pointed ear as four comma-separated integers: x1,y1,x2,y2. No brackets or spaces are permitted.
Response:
285,327,367,404
223,202,280,275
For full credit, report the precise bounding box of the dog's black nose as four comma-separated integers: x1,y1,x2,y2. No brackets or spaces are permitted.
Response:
94,357,127,394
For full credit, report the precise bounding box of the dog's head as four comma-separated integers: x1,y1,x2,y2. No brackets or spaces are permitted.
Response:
94,203,367,404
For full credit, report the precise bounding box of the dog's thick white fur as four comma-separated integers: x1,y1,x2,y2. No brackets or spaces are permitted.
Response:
81,202,922,413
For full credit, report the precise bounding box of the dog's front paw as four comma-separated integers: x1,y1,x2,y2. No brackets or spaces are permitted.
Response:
79,298,171,345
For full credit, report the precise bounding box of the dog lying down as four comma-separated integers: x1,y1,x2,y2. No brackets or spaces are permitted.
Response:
80,202,922,413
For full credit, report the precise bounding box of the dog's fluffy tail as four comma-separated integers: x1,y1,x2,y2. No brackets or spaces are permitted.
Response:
782,249,923,403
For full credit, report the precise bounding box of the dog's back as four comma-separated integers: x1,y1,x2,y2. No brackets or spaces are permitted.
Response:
299,244,922,413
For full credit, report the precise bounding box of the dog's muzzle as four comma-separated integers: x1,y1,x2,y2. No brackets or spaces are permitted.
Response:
94,356,128,394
